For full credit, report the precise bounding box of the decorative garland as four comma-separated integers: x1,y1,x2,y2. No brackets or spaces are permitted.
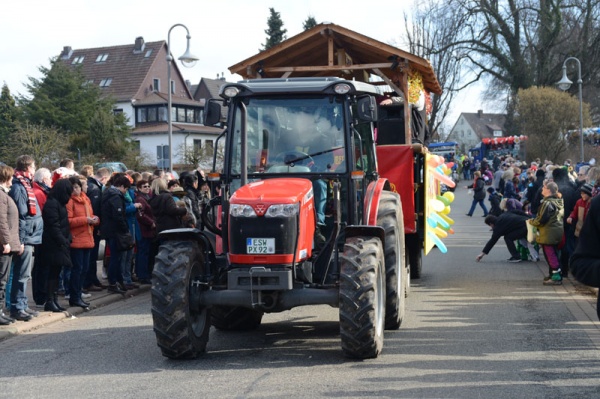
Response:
407,70,424,105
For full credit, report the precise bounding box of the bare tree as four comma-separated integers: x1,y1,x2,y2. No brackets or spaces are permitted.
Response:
0,122,69,168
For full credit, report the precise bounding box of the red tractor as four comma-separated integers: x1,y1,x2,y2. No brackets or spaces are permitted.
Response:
151,78,406,359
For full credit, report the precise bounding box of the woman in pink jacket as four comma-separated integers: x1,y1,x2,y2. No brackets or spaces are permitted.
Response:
66,176,99,308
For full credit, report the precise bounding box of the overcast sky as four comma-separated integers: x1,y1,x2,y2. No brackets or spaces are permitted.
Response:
2,0,487,127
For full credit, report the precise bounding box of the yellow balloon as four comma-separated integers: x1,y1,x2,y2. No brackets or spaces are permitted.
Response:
434,227,448,238
443,191,455,203
441,205,451,215
444,167,452,175
439,213,455,225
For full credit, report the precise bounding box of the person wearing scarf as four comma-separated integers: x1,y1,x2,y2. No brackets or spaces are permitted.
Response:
8,155,43,321
31,167,52,306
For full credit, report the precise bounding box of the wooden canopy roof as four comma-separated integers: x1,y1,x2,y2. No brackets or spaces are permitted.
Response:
229,23,442,95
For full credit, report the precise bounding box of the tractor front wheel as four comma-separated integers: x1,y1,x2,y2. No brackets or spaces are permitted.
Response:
339,236,385,359
151,241,210,359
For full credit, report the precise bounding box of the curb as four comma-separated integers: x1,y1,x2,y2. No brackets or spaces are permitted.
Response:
0,285,151,341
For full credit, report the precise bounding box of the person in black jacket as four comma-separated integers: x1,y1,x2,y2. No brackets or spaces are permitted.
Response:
83,167,110,291
475,212,531,263
149,177,187,234
570,194,600,320
41,179,85,311
100,175,131,295
466,171,489,217
487,187,503,216
553,166,578,277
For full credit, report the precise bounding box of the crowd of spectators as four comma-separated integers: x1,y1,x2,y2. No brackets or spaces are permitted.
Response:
0,155,208,323
468,153,599,287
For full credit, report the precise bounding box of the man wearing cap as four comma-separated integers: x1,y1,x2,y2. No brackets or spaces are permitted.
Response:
567,183,594,240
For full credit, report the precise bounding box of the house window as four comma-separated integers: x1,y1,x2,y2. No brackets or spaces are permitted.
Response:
99,78,112,87
137,108,147,123
493,130,502,137
83,79,94,86
145,50,153,58
186,109,194,123
132,141,141,154
113,108,123,116
177,107,186,122
147,107,158,122
96,53,109,62
158,106,167,122
193,139,202,152
72,56,85,64
153,79,160,92
157,145,170,169
205,140,214,156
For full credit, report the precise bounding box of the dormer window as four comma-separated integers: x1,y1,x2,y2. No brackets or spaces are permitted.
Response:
72,56,85,65
99,78,113,87
145,50,153,58
96,53,109,62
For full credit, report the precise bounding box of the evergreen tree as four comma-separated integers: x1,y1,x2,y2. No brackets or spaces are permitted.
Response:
0,83,18,145
303,16,317,30
18,59,130,158
261,8,287,50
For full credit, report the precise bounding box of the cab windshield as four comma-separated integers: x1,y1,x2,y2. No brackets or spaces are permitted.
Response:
230,96,346,175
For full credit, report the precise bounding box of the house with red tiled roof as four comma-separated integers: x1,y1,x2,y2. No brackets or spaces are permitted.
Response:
446,110,507,153
58,37,225,169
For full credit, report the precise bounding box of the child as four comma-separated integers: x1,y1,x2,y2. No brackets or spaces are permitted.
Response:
487,187,503,216
567,183,593,239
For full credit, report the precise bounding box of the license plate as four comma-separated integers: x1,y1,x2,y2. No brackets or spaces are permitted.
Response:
246,238,275,254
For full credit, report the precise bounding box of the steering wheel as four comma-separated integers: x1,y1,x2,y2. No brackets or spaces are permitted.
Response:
273,150,315,168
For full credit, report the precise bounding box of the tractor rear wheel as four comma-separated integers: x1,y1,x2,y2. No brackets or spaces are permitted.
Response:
377,191,406,330
211,306,263,331
151,241,210,359
339,236,385,359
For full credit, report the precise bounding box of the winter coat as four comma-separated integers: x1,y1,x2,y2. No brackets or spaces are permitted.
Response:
32,181,50,211
0,187,21,250
503,179,518,200
482,211,529,254
100,187,129,239
471,178,486,200
135,192,156,238
66,192,95,249
149,191,186,233
41,180,73,268
568,197,591,237
529,195,564,245
9,175,43,245
488,192,503,216
570,195,600,320
86,176,103,238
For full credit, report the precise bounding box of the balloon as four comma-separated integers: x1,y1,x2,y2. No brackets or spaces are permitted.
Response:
448,228,455,235
444,167,452,176
442,191,455,203
430,198,445,212
434,227,448,238
427,231,447,253
441,205,451,215
446,162,454,169
437,195,450,206
439,213,455,225
427,156,442,168
432,170,456,187
429,213,450,229
427,217,437,228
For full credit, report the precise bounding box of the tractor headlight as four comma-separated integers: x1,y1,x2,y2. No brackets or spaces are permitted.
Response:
265,203,299,218
229,204,257,217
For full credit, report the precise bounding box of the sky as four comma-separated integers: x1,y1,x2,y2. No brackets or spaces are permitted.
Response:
2,0,487,129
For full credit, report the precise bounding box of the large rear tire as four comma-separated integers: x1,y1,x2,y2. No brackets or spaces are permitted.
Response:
339,236,385,359
211,306,263,331
377,191,406,330
151,241,210,359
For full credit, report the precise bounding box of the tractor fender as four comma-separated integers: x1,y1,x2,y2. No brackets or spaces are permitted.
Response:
363,178,391,226
158,228,217,265
344,225,385,248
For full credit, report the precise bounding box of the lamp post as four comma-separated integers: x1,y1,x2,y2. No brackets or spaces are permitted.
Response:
167,23,199,174
556,56,584,163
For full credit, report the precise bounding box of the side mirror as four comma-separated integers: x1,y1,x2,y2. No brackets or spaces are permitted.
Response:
204,101,222,126
357,96,378,122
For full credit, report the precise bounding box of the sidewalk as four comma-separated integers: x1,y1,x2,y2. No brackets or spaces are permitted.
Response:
0,257,151,341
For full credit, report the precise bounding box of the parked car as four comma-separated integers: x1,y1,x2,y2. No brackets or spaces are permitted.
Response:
94,162,127,173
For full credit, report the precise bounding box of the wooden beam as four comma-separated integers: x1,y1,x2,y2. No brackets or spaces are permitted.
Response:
372,68,404,99
263,62,394,74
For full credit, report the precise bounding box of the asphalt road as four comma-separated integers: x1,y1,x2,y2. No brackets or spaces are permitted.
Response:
1,185,599,398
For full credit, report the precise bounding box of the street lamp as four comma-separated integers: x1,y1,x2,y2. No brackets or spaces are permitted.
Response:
167,23,199,174
556,56,584,163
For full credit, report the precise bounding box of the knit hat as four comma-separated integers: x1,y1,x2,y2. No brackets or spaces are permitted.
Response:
535,169,546,178
580,183,593,197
